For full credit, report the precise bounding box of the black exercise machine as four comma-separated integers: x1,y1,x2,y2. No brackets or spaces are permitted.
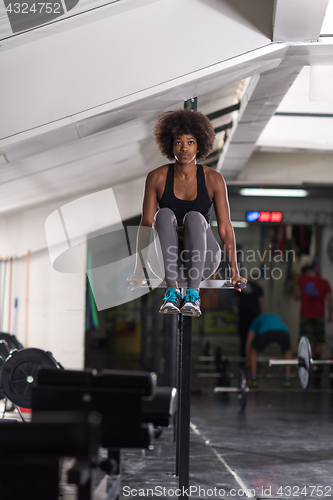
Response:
0,410,101,500
31,367,177,498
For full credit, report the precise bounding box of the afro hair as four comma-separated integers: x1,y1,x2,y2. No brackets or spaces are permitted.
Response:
153,108,215,161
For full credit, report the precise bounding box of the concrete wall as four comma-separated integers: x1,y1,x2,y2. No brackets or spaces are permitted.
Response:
0,174,149,368
0,196,87,368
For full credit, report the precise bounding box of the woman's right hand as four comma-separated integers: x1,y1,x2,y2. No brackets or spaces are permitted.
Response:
126,274,144,290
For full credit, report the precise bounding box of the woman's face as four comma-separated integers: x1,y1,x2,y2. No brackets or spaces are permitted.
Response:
173,133,198,165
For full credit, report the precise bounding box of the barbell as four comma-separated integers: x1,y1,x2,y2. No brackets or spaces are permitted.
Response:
214,370,249,412
214,336,333,411
268,335,333,389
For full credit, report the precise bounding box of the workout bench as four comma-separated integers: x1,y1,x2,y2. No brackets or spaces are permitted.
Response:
31,368,177,499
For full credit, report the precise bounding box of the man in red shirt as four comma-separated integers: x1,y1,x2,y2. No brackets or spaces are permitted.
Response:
297,265,332,374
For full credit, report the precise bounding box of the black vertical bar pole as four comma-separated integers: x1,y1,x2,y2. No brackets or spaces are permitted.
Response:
170,314,178,387
175,313,182,474
178,315,192,498
162,315,169,386
163,314,178,386
184,97,197,111
141,294,149,369
151,290,160,375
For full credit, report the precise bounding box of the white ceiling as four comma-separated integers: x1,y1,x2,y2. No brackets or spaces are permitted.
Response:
321,0,333,33
1,0,333,224
257,66,333,151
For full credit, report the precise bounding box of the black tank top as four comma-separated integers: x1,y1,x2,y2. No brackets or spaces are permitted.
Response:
158,164,213,226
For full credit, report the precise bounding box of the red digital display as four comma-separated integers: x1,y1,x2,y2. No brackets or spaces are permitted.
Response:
258,212,270,222
270,212,283,222
247,211,283,223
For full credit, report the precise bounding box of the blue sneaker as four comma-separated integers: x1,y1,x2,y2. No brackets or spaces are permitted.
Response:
159,287,183,314
180,288,201,317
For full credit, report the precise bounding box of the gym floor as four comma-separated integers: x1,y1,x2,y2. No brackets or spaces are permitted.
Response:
2,348,333,499
119,338,333,500
121,384,333,499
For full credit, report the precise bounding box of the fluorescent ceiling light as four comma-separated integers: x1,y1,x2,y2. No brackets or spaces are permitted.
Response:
211,220,248,228
232,221,248,228
239,188,308,197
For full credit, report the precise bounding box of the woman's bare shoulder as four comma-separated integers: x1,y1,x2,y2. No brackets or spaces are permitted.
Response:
149,163,170,176
146,164,170,184
202,165,225,185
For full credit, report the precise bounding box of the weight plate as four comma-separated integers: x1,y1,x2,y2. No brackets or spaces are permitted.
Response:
298,336,312,389
0,358,5,400
238,369,247,412
0,333,23,350
0,341,11,400
0,340,10,361
1,348,61,408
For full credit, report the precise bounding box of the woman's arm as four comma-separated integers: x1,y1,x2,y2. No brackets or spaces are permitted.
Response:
212,171,246,291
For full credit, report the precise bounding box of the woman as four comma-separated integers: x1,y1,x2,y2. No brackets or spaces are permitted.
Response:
127,108,245,316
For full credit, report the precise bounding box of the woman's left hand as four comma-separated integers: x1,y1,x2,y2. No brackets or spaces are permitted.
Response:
231,275,247,292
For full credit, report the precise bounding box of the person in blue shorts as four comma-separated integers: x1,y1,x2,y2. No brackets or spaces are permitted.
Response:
245,313,292,387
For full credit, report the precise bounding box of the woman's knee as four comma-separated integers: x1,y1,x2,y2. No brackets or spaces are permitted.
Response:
183,211,207,230
154,208,177,226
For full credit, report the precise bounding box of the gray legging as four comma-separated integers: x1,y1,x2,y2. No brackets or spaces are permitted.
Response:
153,208,221,290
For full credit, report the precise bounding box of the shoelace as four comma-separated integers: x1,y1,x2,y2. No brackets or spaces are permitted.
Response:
185,289,200,304
164,288,181,302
